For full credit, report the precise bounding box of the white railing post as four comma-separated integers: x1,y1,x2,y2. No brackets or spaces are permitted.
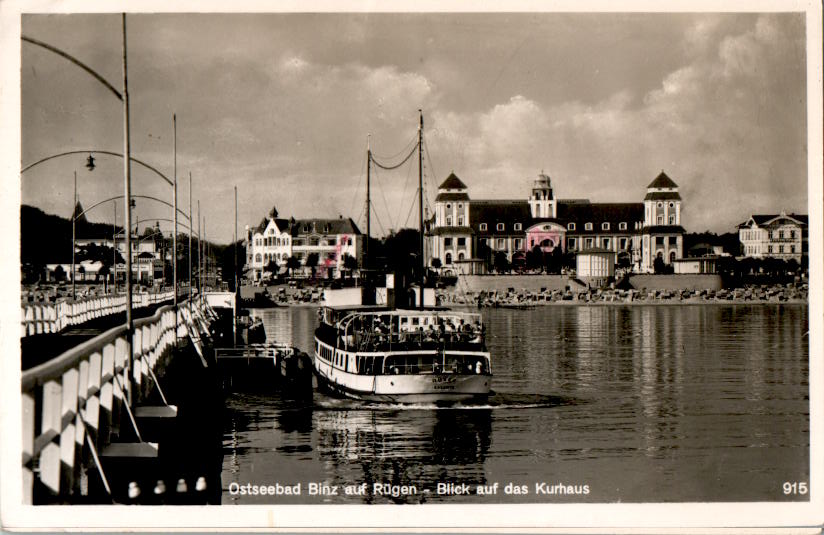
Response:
39,379,63,495
59,368,79,494
22,392,35,505
100,342,116,447
86,351,102,438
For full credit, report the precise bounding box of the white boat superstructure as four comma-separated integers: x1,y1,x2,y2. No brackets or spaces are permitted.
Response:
313,306,492,403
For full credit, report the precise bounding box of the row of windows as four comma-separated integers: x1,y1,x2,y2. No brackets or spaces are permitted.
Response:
255,251,339,264
444,251,466,264
767,245,796,254
742,229,798,242
257,236,353,247
256,236,290,247
770,230,797,240
256,252,288,263
478,222,523,232
569,222,631,231
476,236,634,252
656,202,676,209
567,237,631,250
443,237,466,247
479,237,524,250
476,221,635,232
654,236,679,247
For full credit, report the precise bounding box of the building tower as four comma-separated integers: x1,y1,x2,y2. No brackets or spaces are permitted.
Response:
641,170,684,272
643,170,681,227
529,172,556,219
430,172,473,273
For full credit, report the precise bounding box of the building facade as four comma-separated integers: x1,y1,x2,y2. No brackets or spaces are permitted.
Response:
426,171,685,275
737,211,807,262
246,207,363,281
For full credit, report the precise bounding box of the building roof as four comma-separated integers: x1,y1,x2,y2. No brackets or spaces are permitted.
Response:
290,217,362,237
435,192,470,202
647,171,678,189
469,200,532,235
644,191,682,201
737,213,808,228
254,216,290,235
438,172,468,190
556,202,643,232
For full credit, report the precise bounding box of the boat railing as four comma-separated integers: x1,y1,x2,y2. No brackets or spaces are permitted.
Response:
341,329,485,353
381,358,489,376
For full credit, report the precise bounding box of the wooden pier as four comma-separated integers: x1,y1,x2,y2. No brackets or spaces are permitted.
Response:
21,295,226,505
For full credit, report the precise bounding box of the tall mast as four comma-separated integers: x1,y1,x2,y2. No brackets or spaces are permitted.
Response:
418,109,424,309
365,135,371,271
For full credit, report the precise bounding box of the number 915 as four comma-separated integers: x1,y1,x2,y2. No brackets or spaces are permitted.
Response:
783,482,808,495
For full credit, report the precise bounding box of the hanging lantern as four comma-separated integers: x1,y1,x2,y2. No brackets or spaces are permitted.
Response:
85,154,96,171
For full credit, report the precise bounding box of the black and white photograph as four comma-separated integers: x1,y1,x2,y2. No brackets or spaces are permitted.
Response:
1,1,822,532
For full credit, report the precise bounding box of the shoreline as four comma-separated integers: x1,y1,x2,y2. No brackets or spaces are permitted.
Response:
438,283,808,308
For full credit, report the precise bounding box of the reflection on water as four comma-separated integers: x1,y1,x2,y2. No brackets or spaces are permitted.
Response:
224,305,809,503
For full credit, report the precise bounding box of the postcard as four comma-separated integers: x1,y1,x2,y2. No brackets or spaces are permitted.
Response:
1,0,822,532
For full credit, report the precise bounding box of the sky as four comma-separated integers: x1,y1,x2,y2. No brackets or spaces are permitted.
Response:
17,11,808,244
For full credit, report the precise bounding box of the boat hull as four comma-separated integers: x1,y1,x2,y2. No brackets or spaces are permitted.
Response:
314,358,491,404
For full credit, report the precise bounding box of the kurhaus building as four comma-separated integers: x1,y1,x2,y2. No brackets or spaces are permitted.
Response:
426,170,685,275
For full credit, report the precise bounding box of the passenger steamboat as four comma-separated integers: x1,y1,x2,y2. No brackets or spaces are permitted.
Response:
312,112,492,403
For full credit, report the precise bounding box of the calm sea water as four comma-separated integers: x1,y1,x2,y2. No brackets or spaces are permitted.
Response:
221,304,809,504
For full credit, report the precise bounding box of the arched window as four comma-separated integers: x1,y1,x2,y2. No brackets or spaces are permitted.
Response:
445,252,453,265
458,252,465,261
255,254,262,262
669,251,676,263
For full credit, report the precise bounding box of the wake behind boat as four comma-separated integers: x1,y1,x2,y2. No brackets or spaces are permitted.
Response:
312,111,492,403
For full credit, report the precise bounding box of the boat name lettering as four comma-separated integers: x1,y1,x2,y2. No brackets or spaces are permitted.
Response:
432,375,457,383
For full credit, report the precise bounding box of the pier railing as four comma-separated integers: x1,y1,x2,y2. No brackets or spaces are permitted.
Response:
21,290,177,338
20,301,198,504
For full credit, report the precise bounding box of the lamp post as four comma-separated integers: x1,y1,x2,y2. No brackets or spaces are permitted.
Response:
188,172,193,307
173,114,178,309
72,171,76,300
23,14,160,406
113,200,117,294
198,200,201,299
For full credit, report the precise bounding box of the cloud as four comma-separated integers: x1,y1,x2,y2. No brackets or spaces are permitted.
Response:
421,14,806,234
20,13,806,242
